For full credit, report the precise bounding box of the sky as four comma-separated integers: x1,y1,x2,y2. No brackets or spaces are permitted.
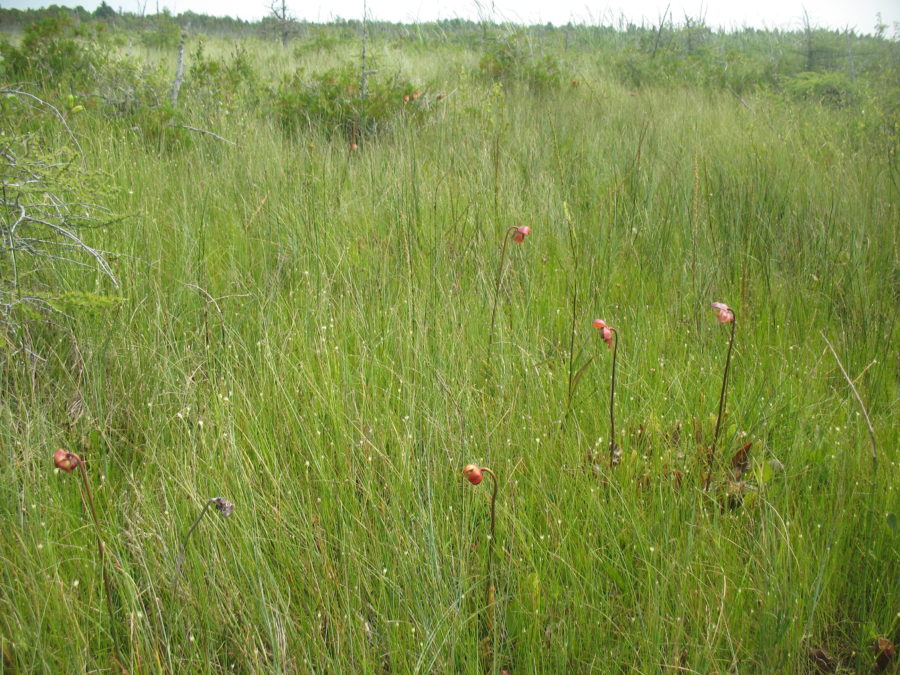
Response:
3,0,898,34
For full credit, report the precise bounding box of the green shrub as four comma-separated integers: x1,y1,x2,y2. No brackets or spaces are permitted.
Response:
139,16,182,50
187,41,263,109
292,28,341,57
784,71,858,107
0,14,107,89
273,63,426,140
478,36,562,91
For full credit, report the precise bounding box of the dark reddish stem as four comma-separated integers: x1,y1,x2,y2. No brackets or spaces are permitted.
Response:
70,454,118,657
480,468,498,581
705,313,736,491
609,329,619,465
478,467,498,665
488,227,517,347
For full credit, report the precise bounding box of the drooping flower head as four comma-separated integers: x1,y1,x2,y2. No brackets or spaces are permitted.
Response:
512,226,531,243
592,319,615,349
711,302,734,323
53,449,80,473
462,464,483,485
211,497,235,517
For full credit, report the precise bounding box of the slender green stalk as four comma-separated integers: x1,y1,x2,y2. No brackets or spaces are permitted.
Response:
75,460,114,618
463,464,499,666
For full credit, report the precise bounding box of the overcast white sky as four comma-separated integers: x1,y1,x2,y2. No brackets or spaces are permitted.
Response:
4,0,898,34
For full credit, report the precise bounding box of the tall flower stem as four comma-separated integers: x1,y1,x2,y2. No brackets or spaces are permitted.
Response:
462,464,499,666
488,227,517,347
481,468,498,582
55,450,119,661
705,312,736,491
608,330,619,466
481,467,498,667
75,460,114,617
174,497,235,586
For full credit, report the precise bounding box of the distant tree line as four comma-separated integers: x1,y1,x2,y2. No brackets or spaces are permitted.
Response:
1,4,897,108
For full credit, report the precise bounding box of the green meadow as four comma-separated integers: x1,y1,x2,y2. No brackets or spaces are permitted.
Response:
1,11,898,673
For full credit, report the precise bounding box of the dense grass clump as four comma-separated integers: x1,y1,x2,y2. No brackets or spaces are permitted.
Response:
0,14,898,674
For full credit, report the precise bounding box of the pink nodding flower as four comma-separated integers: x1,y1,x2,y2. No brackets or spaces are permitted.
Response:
53,448,79,473
711,302,734,323
593,319,615,348
512,226,531,243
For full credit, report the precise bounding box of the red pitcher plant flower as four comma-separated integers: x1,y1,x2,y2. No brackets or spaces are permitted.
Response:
511,225,531,243
593,320,621,465
711,302,734,323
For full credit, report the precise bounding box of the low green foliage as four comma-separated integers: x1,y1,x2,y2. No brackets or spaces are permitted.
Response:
274,63,426,140
187,40,262,108
784,71,859,106
479,35,563,90
139,15,182,50
0,14,108,89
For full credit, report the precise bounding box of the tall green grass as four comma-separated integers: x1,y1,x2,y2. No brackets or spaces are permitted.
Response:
1,35,897,673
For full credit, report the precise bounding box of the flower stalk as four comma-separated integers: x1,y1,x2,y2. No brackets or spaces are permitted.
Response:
462,464,499,662
488,226,530,347
705,303,736,491
53,449,118,655
174,496,235,585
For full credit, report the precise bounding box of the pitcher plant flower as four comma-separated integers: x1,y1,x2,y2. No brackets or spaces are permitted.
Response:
593,319,621,466
488,225,531,346
463,464,484,485
711,302,734,324
705,302,737,490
